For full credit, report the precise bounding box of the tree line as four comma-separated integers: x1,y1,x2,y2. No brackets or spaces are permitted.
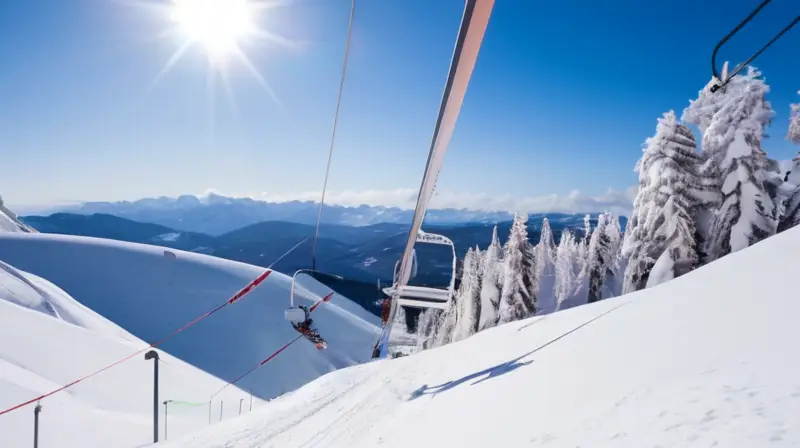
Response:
411,66,800,349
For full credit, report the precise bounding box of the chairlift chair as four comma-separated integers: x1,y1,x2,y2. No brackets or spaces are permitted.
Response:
382,230,457,310
709,0,798,93
284,268,344,323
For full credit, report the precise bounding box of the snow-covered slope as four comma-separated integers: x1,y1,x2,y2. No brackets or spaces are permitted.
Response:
0,196,35,233
0,233,382,407
162,224,800,447
0,259,255,447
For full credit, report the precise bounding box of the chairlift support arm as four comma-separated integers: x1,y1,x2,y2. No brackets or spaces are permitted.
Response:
711,0,799,92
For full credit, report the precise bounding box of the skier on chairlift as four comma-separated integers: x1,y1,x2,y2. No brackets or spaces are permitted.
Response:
289,305,328,350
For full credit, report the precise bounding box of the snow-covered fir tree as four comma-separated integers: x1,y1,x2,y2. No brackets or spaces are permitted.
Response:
570,215,592,307
779,150,800,233
498,213,537,323
601,213,625,298
478,225,503,330
622,111,711,293
683,66,778,261
533,217,557,314
452,247,482,342
586,212,619,303
553,230,577,311
788,91,800,144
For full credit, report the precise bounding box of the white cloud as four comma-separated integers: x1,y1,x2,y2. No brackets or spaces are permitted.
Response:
209,186,638,216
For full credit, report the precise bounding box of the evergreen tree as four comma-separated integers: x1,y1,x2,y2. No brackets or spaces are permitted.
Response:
478,225,503,330
788,91,800,144
498,213,537,323
683,66,778,261
586,213,612,303
622,111,710,293
533,217,557,314
601,213,625,298
553,230,577,311
452,247,481,342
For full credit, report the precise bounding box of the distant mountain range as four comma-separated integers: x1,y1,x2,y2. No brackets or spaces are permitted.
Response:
43,193,603,236
21,211,625,283
19,198,627,315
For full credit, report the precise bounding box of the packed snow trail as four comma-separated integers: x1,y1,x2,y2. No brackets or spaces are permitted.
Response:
161,224,800,447
0,232,382,406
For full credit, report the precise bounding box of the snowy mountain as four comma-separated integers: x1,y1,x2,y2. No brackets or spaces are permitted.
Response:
155,221,800,447
0,232,386,446
0,258,256,447
0,195,35,233
147,229,800,448
41,193,594,235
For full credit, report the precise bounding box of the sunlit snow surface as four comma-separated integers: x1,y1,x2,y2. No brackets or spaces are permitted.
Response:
0,233,385,447
161,225,800,447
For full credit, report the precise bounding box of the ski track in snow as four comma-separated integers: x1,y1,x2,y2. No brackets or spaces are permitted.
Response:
159,225,800,447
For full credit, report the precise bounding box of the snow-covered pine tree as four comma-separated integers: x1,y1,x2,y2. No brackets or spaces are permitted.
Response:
582,214,592,245
570,216,591,306
683,66,778,261
622,111,709,292
586,213,613,303
472,244,483,331
788,91,800,144
478,225,503,330
601,213,625,298
533,217,557,314
498,213,537,323
452,247,481,342
553,230,577,311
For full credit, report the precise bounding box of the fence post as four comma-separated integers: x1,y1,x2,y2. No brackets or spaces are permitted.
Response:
33,402,42,448
163,400,171,441
144,350,160,443
239,398,244,415
208,400,212,425
219,400,223,422
249,394,253,412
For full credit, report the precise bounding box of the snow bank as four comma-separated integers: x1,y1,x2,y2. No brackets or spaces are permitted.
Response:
0,196,35,233
0,259,254,447
161,224,800,447
0,233,382,407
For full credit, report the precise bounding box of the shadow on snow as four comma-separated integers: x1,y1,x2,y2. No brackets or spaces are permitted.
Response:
408,350,535,401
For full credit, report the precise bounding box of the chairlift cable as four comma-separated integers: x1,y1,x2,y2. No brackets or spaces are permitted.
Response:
311,0,356,271
711,0,799,92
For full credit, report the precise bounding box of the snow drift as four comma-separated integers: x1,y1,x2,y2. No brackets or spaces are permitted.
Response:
0,196,35,233
0,259,256,447
161,222,800,447
0,233,382,407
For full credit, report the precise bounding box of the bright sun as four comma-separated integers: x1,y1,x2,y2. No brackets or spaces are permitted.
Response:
170,0,256,60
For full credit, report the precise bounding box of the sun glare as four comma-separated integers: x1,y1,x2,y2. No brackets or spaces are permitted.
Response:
170,0,256,60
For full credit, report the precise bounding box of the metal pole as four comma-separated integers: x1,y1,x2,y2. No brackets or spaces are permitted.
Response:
208,400,212,425
219,400,223,422
163,401,170,441
144,350,160,443
33,402,42,448
239,398,243,415
249,394,253,412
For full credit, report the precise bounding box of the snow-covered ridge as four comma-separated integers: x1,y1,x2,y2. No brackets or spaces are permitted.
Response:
0,195,36,233
162,223,800,448
0,258,255,447
0,232,382,404
0,259,137,341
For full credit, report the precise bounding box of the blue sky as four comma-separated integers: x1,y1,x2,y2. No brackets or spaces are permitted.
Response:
1,0,799,214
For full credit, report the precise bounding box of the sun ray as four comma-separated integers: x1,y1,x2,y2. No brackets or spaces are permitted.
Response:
147,39,193,93
230,44,283,108
219,65,239,117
